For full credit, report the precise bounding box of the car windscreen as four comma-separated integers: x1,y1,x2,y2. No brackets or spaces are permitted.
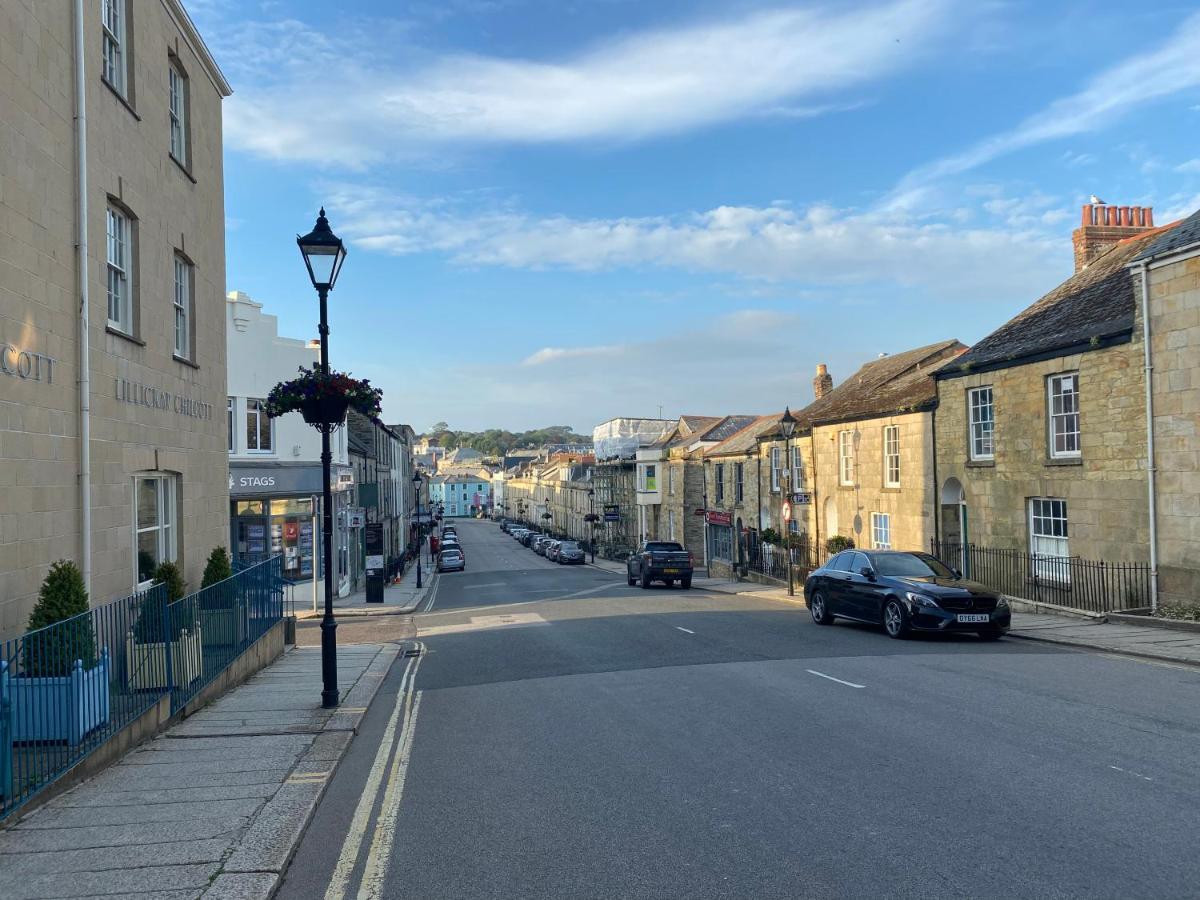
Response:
872,553,955,578
644,542,684,551
559,542,579,551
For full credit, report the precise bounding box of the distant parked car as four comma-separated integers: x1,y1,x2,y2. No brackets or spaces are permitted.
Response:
520,531,541,547
545,540,562,561
556,541,585,565
511,528,529,540
803,550,1010,640
627,541,694,589
533,536,552,556
437,548,465,572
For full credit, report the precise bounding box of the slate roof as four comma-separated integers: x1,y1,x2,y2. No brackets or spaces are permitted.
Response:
1133,206,1200,261
939,227,1175,379
797,340,965,426
704,414,786,458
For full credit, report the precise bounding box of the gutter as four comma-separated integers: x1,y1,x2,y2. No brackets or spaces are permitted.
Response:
1137,261,1159,613
73,0,91,596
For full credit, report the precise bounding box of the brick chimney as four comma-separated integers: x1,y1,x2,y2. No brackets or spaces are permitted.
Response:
1072,201,1154,273
813,363,833,400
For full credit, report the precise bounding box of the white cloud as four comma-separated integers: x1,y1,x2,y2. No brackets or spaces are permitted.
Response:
1175,159,1200,174
327,184,1064,302
891,11,1200,199
521,345,623,366
220,1,950,166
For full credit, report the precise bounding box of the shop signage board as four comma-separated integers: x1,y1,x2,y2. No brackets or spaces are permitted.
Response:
705,510,732,526
365,523,384,574
603,504,620,522
229,463,324,496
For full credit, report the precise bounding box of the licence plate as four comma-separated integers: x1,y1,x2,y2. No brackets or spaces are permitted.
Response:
956,613,990,624
664,568,680,574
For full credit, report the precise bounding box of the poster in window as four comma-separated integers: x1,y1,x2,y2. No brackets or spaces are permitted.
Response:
284,522,299,541
248,524,265,539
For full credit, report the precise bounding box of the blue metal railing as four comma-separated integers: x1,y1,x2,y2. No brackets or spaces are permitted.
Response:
0,558,284,819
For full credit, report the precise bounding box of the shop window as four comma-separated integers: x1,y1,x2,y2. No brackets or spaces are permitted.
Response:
135,474,176,588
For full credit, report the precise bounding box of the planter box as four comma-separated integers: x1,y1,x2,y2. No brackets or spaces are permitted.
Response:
126,628,203,691
9,650,110,746
200,607,246,647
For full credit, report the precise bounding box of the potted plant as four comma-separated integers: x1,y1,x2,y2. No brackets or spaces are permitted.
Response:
265,364,383,427
197,547,244,647
127,561,203,691
11,561,110,746
825,535,855,554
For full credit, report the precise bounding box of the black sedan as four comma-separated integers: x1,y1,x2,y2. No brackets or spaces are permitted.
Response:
803,550,1010,640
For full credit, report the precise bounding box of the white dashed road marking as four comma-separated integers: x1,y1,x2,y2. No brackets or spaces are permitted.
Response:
806,669,866,689
675,626,695,634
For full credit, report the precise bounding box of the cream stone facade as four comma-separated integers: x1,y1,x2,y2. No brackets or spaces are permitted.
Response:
0,0,231,635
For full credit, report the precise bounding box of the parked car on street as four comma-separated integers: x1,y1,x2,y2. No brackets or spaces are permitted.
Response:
556,541,585,564
520,531,541,547
437,548,465,572
441,538,464,559
511,528,529,541
533,536,552,556
627,541,694,589
545,540,562,561
803,550,1010,640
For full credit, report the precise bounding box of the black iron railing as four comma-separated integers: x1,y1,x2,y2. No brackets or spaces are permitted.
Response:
930,540,1150,613
744,542,823,582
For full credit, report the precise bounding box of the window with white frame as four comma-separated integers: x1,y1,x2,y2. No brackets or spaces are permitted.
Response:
227,398,235,452
246,399,273,452
770,447,781,492
135,475,176,587
668,510,676,541
173,254,192,359
735,462,744,502
838,431,855,486
883,425,900,488
668,466,675,496
790,446,803,491
969,387,994,460
168,61,188,166
1029,497,1070,582
714,463,725,502
1048,374,1080,458
788,518,799,535
106,205,133,333
870,512,891,549
101,0,127,96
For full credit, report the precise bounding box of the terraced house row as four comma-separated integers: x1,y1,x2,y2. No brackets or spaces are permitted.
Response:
593,200,1200,612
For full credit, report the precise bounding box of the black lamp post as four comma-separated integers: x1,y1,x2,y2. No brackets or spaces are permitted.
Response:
413,471,423,588
587,489,596,562
779,406,797,597
297,208,348,710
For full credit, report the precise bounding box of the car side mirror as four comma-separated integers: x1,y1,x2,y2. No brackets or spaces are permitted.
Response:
861,567,876,580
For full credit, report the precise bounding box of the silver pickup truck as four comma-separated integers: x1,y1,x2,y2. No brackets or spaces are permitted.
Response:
626,541,694,589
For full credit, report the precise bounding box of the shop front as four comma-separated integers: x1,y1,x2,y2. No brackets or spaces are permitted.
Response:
229,462,354,596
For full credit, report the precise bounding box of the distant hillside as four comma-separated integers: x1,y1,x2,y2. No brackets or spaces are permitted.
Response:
421,424,591,456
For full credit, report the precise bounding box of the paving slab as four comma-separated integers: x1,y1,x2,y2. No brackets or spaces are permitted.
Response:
0,641,400,899
1010,612,1200,666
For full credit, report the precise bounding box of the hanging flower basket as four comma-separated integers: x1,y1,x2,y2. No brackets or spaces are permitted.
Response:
265,365,383,428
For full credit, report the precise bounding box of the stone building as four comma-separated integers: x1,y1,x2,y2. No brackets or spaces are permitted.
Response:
1,1,231,634
1133,208,1200,604
933,201,1171,590
501,455,594,543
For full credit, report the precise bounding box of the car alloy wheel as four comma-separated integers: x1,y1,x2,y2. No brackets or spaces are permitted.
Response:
810,591,833,625
883,598,909,639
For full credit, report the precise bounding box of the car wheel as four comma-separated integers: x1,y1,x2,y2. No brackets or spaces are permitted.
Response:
681,576,692,590
883,598,910,639
977,629,1005,641
641,571,651,590
809,591,834,625
627,570,635,586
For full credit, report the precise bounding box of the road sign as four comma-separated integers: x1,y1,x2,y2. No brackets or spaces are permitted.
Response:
603,504,620,522
793,491,812,505
782,501,792,522
347,508,366,528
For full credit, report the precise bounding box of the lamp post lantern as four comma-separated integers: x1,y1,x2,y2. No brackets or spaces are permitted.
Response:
779,406,797,597
413,471,424,588
298,208,347,710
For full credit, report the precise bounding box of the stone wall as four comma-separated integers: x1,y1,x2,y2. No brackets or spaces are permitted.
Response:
1146,252,1200,603
935,341,1149,563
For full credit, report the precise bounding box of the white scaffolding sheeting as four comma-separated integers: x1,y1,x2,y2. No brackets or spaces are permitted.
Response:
592,418,674,460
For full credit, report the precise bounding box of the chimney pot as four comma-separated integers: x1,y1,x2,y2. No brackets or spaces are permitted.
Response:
1119,206,1131,226
1071,198,1157,273
813,364,833,400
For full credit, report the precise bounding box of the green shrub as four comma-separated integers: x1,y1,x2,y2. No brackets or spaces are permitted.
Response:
132,561,186,644
825,535,855,554
201,547,232,588
23,560,95,677
760,528,781,546
153,561,186,602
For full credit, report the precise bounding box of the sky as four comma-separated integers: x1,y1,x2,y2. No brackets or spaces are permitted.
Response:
187,0,1200,434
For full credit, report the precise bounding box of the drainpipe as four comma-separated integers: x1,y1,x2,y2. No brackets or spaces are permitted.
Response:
73,0,92,597
931,405,940,550
1138,261,1160,613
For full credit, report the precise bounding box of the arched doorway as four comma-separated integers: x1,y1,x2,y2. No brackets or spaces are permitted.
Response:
940,477,968,574
823,496,839,541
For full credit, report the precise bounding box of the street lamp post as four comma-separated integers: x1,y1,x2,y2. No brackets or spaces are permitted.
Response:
779,406,797,597
587,488,596,562
297,208,347,710
413,471,423,588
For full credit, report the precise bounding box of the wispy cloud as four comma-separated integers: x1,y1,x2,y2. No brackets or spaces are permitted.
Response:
521,345,623,366
220,0,950,166
890,11,1200,203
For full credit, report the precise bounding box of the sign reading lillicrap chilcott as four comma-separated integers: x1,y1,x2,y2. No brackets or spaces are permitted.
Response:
115,377,213,420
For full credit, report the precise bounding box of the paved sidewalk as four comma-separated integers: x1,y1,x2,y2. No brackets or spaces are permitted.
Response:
295,557,435,619
1009,612,1200,667
0,642,402,899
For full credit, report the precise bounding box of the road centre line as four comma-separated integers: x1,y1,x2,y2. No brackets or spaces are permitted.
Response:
675,626,695,634
464,582,506,589
323,642,424,900
806,669,866,689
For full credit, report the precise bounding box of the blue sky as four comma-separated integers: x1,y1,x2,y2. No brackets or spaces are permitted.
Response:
188,0,1200,433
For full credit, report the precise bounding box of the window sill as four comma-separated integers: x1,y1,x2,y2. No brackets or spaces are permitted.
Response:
170,155,197,184
106,325,145,346
173,354,199,370
102,79,140,120
837,483,856,491
881,486,901,493
1045,457,1083,467
966,459,995,468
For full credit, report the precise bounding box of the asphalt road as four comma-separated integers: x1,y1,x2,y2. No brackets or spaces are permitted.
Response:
279,518,1200,900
